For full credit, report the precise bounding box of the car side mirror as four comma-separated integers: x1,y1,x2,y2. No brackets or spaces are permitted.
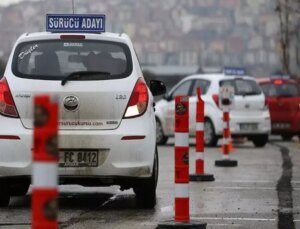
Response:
150,80,166,96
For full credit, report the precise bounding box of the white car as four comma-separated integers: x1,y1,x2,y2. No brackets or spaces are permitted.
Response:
155,72,271,147
0,31,166,207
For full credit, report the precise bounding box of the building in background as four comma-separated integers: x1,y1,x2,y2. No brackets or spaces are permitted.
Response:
0,0,287,76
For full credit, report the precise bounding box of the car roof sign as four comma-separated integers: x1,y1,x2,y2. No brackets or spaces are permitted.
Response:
46,14,105,33
224,67,246,76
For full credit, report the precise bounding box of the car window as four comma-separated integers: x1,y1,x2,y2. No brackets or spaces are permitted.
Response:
170,80,193,99
261,83,299,97
191,79,210,96
12,40,133,80
220,79,262,96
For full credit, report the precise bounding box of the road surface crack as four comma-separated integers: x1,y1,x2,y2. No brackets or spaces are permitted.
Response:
271,143,295,229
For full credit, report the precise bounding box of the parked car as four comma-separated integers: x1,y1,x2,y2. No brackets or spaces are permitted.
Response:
257,76,300,141
155,70,271,147
0,26,166,207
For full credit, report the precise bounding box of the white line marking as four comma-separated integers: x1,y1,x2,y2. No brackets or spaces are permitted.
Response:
191,217,276,221
218,180,275,183
205,186,275,190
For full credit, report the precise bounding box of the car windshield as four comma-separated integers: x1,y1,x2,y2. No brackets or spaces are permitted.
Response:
220,79,262,96
261,83,299,97
12,40,132,80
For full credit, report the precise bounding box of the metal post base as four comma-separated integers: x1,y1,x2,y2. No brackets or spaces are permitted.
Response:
157,220,207,229
215,159,238,167
189,173,215,182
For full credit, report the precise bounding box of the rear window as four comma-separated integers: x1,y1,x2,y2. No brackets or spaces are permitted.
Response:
220,79,262,96
12,40,133,80
261,83,299,97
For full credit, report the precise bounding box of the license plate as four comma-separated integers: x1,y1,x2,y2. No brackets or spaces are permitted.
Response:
272,123,291,129
59,150,98,167
240,123,258,131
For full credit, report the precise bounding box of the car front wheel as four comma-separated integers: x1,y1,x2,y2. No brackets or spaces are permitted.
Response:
134,147,158,209
252,135,269,148
204,118,218,147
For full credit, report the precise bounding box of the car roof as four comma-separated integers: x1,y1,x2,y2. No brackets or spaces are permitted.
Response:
184,73,254,82
16,31,131,44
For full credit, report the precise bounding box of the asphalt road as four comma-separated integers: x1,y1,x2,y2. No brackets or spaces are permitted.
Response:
0,136,299,229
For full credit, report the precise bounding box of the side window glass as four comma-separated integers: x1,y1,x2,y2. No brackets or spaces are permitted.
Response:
171,80,193,100
191,80,210,96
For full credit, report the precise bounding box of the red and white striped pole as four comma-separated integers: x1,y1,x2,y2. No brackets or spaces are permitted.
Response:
174,95,190,222
158,95,206,228
32,95,59,229
222,106,230,160
215,101,237,167
190,88,214,182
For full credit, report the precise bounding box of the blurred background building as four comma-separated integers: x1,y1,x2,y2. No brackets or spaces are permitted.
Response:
0,0,298,80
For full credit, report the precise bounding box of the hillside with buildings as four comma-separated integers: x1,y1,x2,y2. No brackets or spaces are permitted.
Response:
0,0,283,76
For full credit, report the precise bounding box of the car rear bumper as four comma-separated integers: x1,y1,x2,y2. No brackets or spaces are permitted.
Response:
214,111,271,136
0,114,156,182
271,114,300,135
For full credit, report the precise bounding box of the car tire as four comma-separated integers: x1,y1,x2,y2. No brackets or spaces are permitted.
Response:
204,118,218,147
156,118,168,145
10,182,30,196
252,135,269,148
281,134,293,141
0,181,10,207
134,147,158,209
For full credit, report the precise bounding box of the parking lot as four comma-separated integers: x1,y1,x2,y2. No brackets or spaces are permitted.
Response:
0,136,297,229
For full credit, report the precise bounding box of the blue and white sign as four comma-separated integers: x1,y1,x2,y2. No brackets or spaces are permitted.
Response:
46,14,105,33
224,67,246,76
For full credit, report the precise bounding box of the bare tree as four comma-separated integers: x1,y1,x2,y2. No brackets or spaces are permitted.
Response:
276,0,291,74
275,0,300,77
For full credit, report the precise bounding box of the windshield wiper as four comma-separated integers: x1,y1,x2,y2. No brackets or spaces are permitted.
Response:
61,71,111,86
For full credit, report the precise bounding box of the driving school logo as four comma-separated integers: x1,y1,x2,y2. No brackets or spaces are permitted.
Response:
176,103,186,115
63,95,79,111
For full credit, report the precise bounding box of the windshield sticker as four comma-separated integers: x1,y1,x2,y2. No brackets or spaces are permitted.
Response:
18,44,39,60
64,42,83,47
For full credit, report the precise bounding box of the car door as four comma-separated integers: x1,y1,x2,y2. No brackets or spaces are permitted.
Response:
163,79,194,135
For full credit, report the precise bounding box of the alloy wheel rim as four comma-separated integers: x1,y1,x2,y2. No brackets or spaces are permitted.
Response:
204,121,213,144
